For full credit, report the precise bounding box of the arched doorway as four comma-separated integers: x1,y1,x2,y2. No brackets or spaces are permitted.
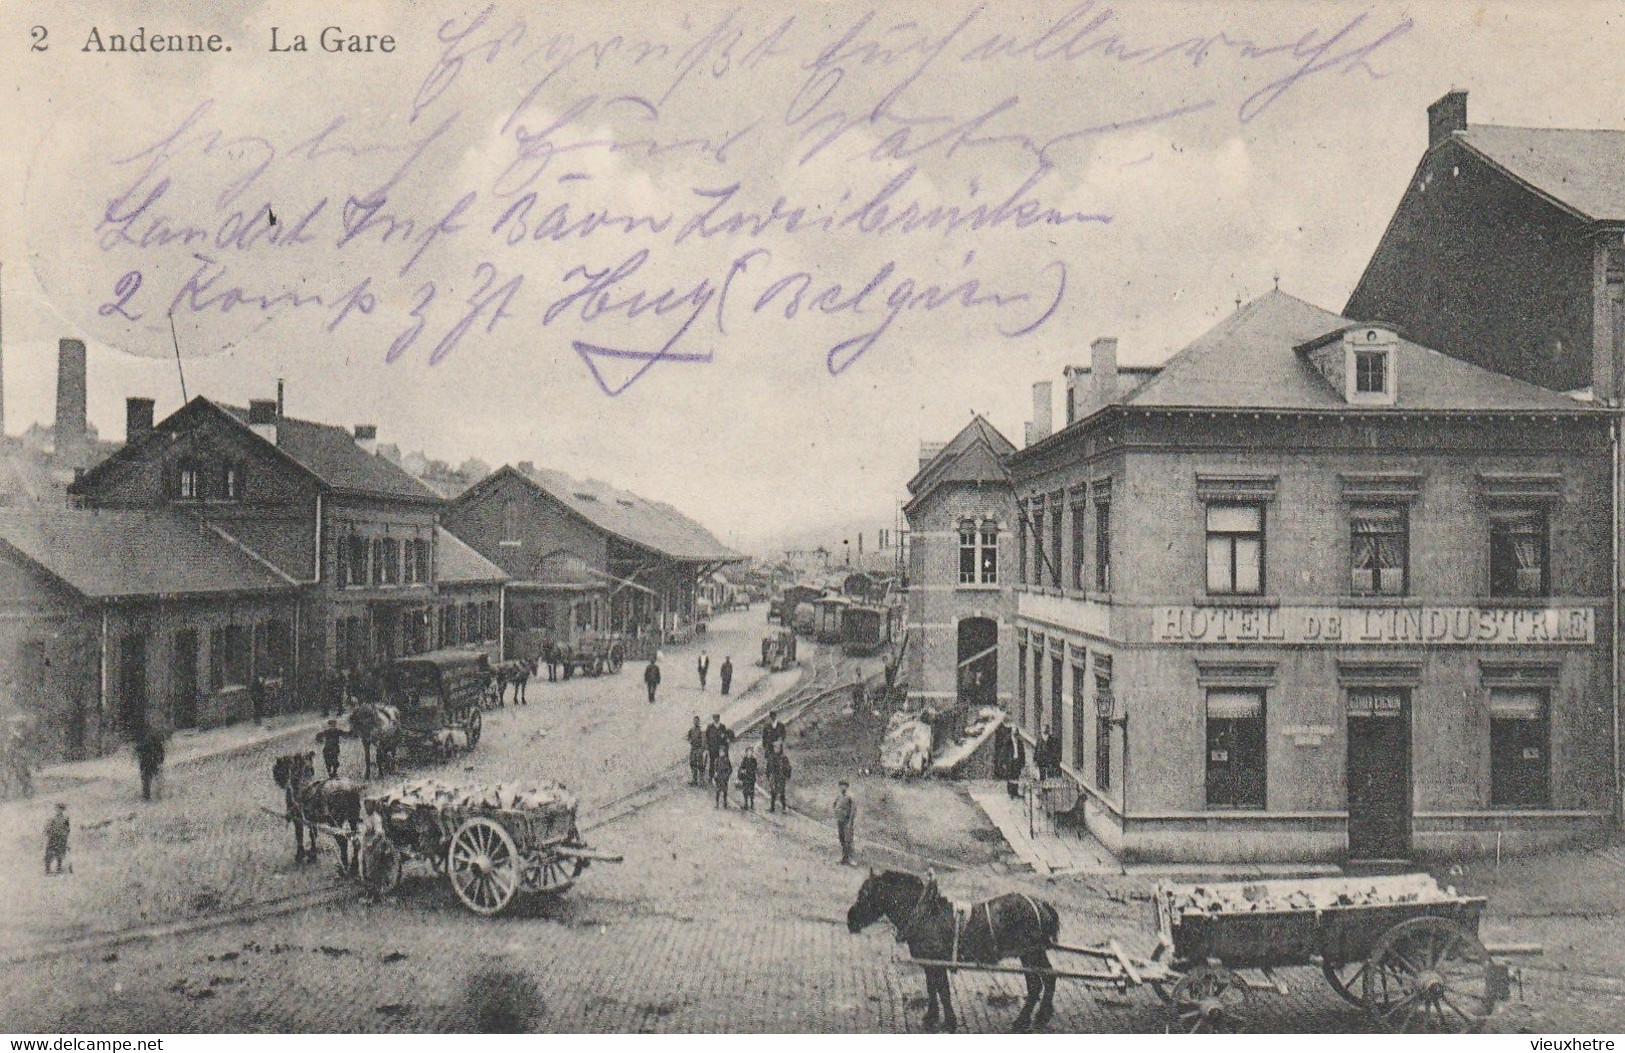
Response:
957,617,998,711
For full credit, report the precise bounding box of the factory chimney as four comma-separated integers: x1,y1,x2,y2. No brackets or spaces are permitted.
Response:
54,338,88,470
353,424,377,456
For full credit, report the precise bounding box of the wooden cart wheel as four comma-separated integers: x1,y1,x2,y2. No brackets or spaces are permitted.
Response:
447,817,520,916
361,835,402,895
1169,966,1247,1033
465,708,482,749
522,850,579,897
1362,916,1493,1033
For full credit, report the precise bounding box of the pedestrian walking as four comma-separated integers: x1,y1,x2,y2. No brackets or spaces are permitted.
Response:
851,670,867,710
737,747,758,811
697,651,710,690
250,673,267,722
644,658,662,704
315,719,346,778
834,780,857,865
134,725,166,801
767,743,792,813
686,716,707,786
713,743,733,809
44,803,70,875
719,656,733,696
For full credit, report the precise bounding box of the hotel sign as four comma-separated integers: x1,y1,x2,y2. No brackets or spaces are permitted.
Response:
1155,606,1594,646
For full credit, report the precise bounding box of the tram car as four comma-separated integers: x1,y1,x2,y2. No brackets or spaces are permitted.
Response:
842,602,901,656
813,595,851,644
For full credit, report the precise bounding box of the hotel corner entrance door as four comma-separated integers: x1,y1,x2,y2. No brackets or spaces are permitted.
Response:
1346,690,1412,861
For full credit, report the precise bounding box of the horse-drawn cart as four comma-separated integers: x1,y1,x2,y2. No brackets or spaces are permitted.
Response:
867,870,1531,1033
386,649,486,759
549,633,627,679
358,779,622,916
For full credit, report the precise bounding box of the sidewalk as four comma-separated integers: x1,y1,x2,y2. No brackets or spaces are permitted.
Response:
967,780,1122,876
36,711,330,790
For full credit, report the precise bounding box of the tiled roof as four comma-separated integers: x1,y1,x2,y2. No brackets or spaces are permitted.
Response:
1118,290,1593,414
435,526,507,584
907,415,1015,496
1455,124,1625,222
513,466,738,563
215,403,440,502
0,508,297,600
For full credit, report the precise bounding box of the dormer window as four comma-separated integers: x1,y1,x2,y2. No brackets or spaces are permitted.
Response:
1355,349,1388,395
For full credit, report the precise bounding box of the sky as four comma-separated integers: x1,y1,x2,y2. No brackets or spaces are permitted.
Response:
2,0,1623,556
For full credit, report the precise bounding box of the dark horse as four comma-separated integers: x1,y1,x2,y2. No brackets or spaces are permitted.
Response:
847,869,1060,1032
347,703,400,778
271,752,364,870
489,659,537,706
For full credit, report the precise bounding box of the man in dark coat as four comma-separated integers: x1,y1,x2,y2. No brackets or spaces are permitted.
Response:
315,720,346,778
644,659,662,704
703,714,734,779
44,803,70,875
1037,725,1062,780
712,742,733,808
719,656,733,695
134,727,165,801
767,743,792,813
761,710,786,760
686,716,707,786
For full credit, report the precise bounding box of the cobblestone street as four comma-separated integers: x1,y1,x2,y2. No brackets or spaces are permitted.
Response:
4,777,1624,1033
0,610,798,953
3,611,1623,1033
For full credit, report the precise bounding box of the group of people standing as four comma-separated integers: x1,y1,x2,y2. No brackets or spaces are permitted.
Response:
686,710,792,812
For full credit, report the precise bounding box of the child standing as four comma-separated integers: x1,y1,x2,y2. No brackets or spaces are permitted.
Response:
737,747,758,811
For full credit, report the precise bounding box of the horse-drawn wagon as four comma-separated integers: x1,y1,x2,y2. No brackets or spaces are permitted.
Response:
547,633,627,679
385,649,486,758
357,779,622,915
851,869,1530,1033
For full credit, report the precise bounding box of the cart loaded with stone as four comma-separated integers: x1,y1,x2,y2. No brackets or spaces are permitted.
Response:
1144,873,1534,1032
901,873,1533,1032
356,779,622,915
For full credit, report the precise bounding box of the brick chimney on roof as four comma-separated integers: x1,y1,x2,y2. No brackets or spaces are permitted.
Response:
1428,90,1467,148
353,424,377,456
126,397,155,444
248,399,279,445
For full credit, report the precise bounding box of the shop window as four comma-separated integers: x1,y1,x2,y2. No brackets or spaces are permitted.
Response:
210,625,251,690
1030,644,1043,733
262,620,291,679
1489,509,1548,597
1206,504,1264,595
1206,689,1266,808
1071,659,1087,769
1490,689,1549,807
1351,506,1408,596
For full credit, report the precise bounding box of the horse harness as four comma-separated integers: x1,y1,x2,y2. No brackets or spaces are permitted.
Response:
896,885,1048,965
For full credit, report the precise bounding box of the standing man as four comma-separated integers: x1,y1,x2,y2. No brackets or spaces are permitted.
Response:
43,803,70,875
851,670,867,711
767,743,792,813
697,650,711,690
315,719,346,778
761,710,786,761
833,780,857,865
719,656,734,696
644,657,662,704
712,741,733,809
686,716,707,787
134,726,165,801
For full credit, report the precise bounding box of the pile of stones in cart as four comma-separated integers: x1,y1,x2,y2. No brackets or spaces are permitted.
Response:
368,778,578,814
1166,875,1459,916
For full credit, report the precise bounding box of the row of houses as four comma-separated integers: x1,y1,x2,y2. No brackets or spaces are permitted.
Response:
905,91,1625,864
0,375,735,762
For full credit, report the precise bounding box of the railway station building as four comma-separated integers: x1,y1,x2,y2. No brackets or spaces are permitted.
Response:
445,463,738,657
1004,290,1616,863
